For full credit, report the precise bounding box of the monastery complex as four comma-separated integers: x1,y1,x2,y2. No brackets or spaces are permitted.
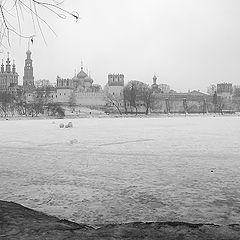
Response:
0,46,125,110
0,45,239,114
54,69,124,107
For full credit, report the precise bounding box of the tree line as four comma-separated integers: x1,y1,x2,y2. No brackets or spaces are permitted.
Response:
0,87,64,118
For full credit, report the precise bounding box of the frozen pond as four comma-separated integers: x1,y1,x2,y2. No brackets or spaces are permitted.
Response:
0,116,240,225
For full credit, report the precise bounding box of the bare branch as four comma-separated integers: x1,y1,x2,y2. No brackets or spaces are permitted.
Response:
0,0,79,47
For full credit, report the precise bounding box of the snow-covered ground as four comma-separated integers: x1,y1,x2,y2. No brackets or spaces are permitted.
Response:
0,116,240,225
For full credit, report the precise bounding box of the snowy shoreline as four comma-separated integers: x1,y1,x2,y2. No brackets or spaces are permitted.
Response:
0,112,239,121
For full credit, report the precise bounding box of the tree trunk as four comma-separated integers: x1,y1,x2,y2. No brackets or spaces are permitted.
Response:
115,105,122,115
124,101,128,114
145,104,149,115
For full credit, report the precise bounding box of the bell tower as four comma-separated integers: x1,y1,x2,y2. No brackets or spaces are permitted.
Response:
23,43,34,90
107,73,124,97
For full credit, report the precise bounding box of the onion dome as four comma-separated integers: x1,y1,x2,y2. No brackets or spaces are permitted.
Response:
84,76,93,84
77,67,88,79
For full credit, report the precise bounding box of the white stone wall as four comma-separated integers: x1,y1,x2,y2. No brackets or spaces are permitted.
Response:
55,88,73,103
108,85,123,98
75,92,106,106
54,88,106,106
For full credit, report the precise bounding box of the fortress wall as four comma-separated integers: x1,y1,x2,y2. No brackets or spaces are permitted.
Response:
54,89,106,106
54,89,72,103
121,97,214,114
75,92,106,106
153,99,214,113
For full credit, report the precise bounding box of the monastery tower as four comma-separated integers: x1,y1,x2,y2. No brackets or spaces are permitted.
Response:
107,74,124,97
23,43,34,90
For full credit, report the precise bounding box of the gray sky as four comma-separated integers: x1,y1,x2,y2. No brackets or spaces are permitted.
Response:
3,0,240,92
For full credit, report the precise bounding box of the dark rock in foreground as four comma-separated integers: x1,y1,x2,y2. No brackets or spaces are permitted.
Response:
1,200,240,240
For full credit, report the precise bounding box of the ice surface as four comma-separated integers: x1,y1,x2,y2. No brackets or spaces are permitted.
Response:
1,116,240,225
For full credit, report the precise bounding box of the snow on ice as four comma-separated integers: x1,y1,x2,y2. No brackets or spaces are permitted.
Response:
0,116,240,225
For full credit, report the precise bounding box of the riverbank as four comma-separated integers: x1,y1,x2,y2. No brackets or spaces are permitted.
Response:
0,200,239,240
0,112,239,121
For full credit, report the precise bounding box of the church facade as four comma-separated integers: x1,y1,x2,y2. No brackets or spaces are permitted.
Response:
0,53,18,92
54,66,106,107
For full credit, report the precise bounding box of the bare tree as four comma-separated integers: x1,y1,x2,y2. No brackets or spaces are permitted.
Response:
213,91,218,113
165,98,170,114
207,84,217,95
69,91,76,113
0,0,79,47
136,82,155,115
183,98,188,115
233,85,240,97
14,88,28,115
29,99,44,116
124,81,156,115
26,85,54,116
105,93,122,115
46,102,65,118
35,79,53,88
203,98,208,114
123,86,131,114
217,97,224,115
124,81,137,114
0,91,14,117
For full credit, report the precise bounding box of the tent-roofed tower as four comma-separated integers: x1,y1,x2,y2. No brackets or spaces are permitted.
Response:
23,43,34,90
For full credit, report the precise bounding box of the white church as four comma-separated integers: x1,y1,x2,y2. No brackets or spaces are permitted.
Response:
54,67,124,107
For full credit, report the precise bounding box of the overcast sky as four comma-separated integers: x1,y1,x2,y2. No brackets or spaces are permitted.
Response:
2,0,240,92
